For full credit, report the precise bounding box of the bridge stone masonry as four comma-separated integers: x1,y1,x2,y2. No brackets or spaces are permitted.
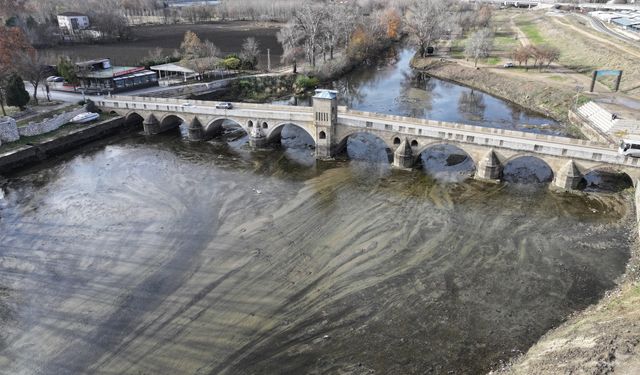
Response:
95,90,640,190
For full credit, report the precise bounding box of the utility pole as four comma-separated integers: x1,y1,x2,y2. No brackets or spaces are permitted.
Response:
267,48,271,72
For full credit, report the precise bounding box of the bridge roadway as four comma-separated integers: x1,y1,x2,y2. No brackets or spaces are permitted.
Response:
95,94,640,190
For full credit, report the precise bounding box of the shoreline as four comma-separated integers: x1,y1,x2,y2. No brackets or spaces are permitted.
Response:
407,56,640,374
410,56,585,139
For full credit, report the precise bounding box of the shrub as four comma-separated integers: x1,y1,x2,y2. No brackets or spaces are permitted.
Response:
222,57,241,70
295,75,319,90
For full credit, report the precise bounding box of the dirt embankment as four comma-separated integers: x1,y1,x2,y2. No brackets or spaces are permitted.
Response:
411,58,578,124
494,241,640,374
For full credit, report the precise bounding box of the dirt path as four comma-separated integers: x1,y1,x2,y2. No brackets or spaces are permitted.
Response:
551,16,640,60
510,16,531,47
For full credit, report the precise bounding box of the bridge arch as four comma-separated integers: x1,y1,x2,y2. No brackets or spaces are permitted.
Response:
159,114,187,130
502,154,554,184
266,122,316,145
203,117,248,139
414,142,477,181
124,111,144,127
580,165,634,192
335,131,393,163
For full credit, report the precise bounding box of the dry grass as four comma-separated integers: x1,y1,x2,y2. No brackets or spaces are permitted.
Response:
516,13,640,95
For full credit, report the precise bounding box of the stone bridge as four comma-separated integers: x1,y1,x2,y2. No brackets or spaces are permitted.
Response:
95,90,640,190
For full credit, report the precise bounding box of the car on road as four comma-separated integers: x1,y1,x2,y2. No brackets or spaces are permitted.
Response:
46,76,64,82
216,102,233,109
619,139,640,157
503,62,515,68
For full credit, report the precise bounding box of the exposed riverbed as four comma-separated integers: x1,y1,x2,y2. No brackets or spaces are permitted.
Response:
0,128,634,374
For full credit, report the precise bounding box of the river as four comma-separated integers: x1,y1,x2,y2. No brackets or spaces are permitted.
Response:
0,48,635,374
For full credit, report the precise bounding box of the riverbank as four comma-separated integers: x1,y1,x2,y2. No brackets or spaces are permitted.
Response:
0,116,137,174
410,56,640,375
411,57,584,138
494,187,640,374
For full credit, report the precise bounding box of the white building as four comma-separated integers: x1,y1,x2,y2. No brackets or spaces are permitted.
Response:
57,12,90,34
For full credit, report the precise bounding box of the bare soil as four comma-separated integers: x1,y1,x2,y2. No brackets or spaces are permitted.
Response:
42,21,283,68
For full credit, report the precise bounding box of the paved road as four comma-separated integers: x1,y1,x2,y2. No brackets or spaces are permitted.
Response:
579,14,640,46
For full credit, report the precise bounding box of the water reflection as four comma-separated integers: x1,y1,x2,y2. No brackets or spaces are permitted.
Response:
267,48,566,136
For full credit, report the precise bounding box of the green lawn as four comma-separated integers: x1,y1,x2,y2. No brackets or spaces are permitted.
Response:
519,21,545,44
481,57,501,65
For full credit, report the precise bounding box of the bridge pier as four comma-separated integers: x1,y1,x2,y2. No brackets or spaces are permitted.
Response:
393,138,414,169
143,114,161,135
249,126,268,147
476,149,503,180
554,160,584,190
188,117,204,141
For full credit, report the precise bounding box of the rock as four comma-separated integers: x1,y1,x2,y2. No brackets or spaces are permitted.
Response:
0,117,19,142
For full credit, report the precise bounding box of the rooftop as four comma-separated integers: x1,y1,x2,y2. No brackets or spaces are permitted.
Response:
314,89,338,100
150,62,196,74
58,12,87,17
78,66,147,79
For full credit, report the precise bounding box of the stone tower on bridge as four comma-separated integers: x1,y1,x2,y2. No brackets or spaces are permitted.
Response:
313,89,338,159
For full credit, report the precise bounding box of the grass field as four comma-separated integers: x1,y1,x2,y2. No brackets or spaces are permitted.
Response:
518,21,545,44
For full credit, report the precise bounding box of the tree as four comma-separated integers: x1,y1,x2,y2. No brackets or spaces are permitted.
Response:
0,26,32,69
180,30,204,60
185,40,219,78
277,21,303,73
57,56,78,85
6,74,29,110
545,46,560,69
381,7,402,40
476,5,492,29
0,0,27,21
239,37,260,69
405,0,448,57
0,71,9,115
512,45,530,67
16,49,47,105
465,28,493,67
294,2,324,67
91,11,130,40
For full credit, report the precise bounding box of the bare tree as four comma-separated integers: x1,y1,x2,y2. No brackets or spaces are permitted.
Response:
294,2,324,67
240,37,260,69
465,28,494,67
544,46,560,69
277,21,303,73
15,50,48,105
405,0,449,57
91,11,131,41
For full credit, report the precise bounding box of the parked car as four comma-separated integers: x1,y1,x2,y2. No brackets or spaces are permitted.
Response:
216,102,233,109
503,62,515,68
46,76,64,82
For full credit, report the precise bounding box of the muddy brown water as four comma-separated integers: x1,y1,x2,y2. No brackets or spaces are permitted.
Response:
43,21,283,68
0,127,634,374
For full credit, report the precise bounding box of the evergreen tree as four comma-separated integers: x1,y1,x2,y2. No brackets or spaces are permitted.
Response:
57,56,78,85
6,73,29,110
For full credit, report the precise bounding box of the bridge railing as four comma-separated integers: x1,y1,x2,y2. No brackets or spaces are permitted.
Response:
341,108,616,150
105,95,314,113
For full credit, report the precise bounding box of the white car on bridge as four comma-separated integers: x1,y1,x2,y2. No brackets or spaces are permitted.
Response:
619,139,640,157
